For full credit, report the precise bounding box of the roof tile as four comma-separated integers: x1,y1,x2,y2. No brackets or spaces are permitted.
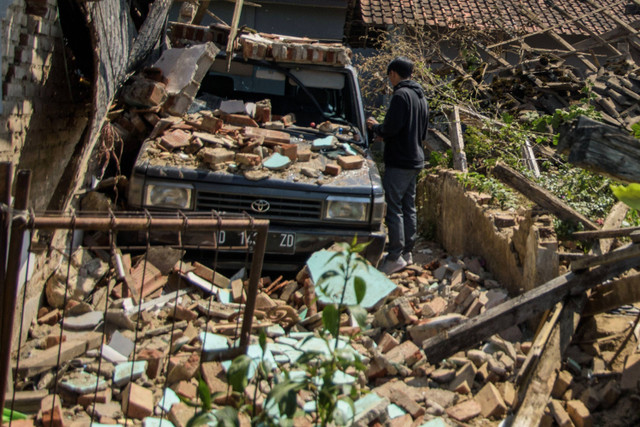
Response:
357,0,636,35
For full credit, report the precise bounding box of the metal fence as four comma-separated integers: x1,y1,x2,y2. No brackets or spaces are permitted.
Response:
0,165,268,426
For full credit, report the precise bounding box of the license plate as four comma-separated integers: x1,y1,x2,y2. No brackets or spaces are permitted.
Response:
215,230,296,254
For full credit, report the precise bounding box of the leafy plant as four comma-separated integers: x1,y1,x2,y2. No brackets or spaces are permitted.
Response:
186,238,371,426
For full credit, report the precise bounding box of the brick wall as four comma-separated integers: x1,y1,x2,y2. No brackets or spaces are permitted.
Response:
1,0,89,210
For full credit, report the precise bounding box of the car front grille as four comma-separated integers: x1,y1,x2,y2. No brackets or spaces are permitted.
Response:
196,191,322,221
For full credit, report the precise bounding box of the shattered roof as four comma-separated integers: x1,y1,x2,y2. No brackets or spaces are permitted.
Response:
359,0,640,36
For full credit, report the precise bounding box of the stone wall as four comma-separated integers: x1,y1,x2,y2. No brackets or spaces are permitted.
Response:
1,0,89,210
417,170,559,295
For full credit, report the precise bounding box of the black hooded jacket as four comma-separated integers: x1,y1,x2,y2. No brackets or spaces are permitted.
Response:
372,80,428,169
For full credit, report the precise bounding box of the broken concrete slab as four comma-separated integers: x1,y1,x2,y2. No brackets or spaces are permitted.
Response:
63,311,103,330
113,361,148,387
306,249,396,309
59,371,108,395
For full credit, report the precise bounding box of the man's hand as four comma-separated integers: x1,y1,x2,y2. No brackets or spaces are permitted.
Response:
366,116,379,130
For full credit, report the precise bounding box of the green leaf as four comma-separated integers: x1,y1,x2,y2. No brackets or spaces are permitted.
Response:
322,304,340,337
259,328,267,352
611,183,640,211
197,376,212,412
186,411,218,427
213,407,240,427
349,305,368,330
266,381,304,419
227,355,251,393
351,241,371,254
353,276,366,304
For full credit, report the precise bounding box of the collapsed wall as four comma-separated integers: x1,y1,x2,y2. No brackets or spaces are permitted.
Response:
417,170,559,295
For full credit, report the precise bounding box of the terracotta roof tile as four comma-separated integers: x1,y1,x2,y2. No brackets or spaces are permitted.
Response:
357,0,638,35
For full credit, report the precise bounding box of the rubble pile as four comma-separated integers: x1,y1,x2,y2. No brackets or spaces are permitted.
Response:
7,238,638,427
107,44,367,186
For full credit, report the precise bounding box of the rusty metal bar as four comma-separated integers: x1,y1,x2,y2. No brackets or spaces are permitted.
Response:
1,199,269,413
23,214,270,232
0,170,30,415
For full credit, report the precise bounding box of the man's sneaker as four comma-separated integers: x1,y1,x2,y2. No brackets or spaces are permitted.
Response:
379,256,407,275
402,252,414,265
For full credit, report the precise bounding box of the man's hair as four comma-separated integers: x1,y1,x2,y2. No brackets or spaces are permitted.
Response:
387,57,413,79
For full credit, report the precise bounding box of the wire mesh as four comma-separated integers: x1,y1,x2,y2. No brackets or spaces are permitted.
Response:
1,208,268,427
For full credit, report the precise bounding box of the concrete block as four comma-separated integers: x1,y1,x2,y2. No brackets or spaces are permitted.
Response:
113,360,148,387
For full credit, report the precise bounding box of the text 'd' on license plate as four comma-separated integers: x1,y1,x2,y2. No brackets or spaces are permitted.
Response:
215,231,296,253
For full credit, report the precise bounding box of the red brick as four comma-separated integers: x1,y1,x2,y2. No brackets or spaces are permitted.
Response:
78,389,111,407
450,362,477,394
200,115,223,133
122,383,153,419
137,348,164,379
276,143,298,161
168,402,193,427
476,382,507,418
160,129,191,151
324,164,341,176
377,332,399,354
297,148,312,162
45,334,66,349
446,398,481,422
167,352,200,384
173,381,197,400
41,394,65,427
38,309,60,325
235,153,261,167
243,127,290,144
566,400,591,427
3,420,35,427
388,386,425,418
172,304,198,322
385,340,422,366
337,155,363,170
548,400,573,427
221,113,258,128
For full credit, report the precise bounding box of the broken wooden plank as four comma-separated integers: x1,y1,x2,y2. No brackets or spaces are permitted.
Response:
572,226,640,240
448,106,468,172
512,295,586,426
595,201,629,255
17,333,102,377
584,273,640,316
492,162,599,230
571,243,640,271
557,115,640,183
421,257,640,362
522,139,540,178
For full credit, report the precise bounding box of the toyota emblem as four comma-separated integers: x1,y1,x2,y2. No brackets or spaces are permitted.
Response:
251,199,270,213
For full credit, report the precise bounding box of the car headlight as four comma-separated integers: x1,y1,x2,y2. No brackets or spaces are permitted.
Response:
324,197,369,222
144,183,194,209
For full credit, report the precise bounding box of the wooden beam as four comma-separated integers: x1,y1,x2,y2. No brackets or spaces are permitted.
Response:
557,116,640,183
422,257,640,362
571,243,640,271
572,226,640,240
512,295,586,426
226,0,245,70
492,162,599,230
597,201,629,255
584,273,640,316
448,106,468,172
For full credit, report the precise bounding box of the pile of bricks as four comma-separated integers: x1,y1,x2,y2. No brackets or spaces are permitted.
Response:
6,237,640,426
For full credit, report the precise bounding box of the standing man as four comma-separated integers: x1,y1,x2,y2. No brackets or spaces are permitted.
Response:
367,57,428,275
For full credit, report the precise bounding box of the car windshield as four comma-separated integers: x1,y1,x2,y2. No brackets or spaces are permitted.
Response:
196,59,361,134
